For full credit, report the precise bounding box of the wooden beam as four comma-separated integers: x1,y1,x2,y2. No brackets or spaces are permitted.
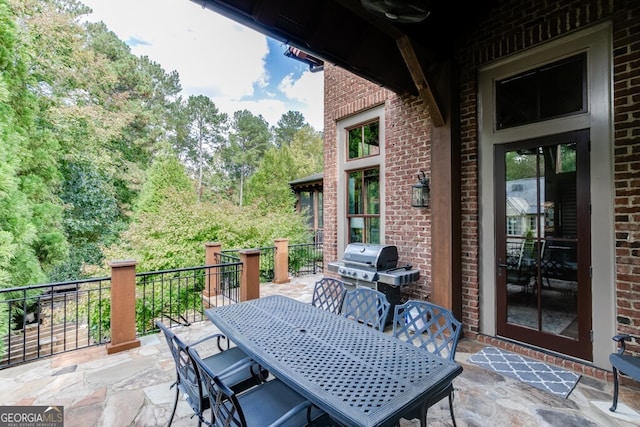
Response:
429,60,462,320
396,35,445,127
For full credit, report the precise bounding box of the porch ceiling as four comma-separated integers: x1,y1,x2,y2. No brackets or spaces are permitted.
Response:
191,0,496,96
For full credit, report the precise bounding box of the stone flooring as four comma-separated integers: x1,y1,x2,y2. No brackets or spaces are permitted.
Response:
1,274,639,427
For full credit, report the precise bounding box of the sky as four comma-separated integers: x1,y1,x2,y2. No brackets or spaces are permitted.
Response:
80,0,324,130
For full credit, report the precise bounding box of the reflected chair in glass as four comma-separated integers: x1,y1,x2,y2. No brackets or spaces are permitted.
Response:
311,277,347,314
392,300,463,427
189,347,329,427
341,287,390,331
155,320,267,426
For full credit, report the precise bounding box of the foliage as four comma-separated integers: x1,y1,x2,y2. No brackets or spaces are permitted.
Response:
88,296,110,343
245,125,323,211
288,245,323,276
221,110,273,205
102,187,311,273
135,155,195,215
135,277,204,334
273,110,307,148
50,161,123,281
171,95,228,200
3,0,322,307
87,274,205,341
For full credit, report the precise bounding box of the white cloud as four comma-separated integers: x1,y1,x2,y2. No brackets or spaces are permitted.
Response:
279,71,325,130
80,0,323,130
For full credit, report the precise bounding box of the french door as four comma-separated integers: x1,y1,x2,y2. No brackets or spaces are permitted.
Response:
495,130,592,360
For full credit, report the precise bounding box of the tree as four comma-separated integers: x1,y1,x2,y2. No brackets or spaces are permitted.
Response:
222,110,272,205
273,110,307,148
49,161,122,280
172,95,228,200
245,125,323,212
287,125,324,177
135,155,196,215
245,147,298,211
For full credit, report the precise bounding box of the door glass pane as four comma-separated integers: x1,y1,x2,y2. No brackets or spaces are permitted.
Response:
505,148,541,330
540,142,578,338
504,142,578,338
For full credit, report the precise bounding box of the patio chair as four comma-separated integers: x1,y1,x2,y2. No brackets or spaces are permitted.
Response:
155,320,266,426
609,334,640,412
341,287,391,331
311,277,347,314
189,347,329,427
392,300,463,427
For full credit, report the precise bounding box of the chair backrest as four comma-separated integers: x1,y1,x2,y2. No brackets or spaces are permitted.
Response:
341,288,390,331
392,300,462,361
155,321,206,412
311,278,347,314
190,347,249,427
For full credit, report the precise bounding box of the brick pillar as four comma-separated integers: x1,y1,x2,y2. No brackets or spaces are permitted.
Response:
204,242,222,298
107,260,140,355
273,238,290,284
239,249,261,301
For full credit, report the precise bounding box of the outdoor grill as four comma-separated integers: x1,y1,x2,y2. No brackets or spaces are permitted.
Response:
328,243,420,287
328,243,420,322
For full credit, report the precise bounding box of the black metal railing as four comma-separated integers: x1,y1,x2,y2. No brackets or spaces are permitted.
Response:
289,242,324,276
221,246,276,282
0,241,323,368
136,262,242,334
0,277,112,368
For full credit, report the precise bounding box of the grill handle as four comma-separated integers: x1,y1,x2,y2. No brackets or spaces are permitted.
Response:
386,264,413,272
343,260,374,268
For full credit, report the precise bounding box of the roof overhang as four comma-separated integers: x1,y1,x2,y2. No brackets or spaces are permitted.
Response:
190,0,496,101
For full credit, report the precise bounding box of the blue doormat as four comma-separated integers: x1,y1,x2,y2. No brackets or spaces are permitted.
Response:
468,346,580,398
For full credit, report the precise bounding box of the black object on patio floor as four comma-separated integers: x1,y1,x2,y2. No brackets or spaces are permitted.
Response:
469,346,580,399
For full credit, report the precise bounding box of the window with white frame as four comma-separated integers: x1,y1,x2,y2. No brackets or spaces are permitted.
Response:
337,106,385,250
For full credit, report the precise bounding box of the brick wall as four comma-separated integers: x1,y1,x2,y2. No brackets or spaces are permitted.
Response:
324,65,434,301
611,0,640,351
324,0,640,353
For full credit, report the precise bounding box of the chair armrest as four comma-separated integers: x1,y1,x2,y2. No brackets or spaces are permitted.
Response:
217,356,257,380
190,332,229,352
612,334,632,354
268,401,314,427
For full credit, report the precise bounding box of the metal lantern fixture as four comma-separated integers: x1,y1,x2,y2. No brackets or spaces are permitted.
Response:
412,171,430,207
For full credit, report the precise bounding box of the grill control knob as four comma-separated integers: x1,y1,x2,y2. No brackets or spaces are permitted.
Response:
362,273,368,279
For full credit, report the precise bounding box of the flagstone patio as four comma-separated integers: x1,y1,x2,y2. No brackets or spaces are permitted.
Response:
1,274,639,426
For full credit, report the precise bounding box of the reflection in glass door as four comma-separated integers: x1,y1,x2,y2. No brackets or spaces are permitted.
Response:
495,130,592,360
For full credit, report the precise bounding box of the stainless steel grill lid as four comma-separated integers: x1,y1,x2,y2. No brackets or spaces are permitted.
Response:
328,243,419,287
342,243,398,270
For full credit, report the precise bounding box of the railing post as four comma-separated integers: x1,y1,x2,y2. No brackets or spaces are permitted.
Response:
107,260,140,355
239,249,261,301
273,238,290,284
204,242,222,298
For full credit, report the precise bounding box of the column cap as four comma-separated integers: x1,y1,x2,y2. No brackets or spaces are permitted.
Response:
239,248,261,256
109,259,137,268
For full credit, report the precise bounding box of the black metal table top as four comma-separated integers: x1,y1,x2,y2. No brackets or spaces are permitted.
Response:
205,295,463,427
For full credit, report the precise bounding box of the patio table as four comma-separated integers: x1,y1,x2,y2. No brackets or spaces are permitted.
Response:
205,295,463,427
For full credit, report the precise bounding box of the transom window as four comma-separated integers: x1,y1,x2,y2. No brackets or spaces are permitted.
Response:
496,53,586,130
347,168,380,243
347,120,380,159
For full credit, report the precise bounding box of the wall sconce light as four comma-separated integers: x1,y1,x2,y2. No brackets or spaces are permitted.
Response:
412,171,430,207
